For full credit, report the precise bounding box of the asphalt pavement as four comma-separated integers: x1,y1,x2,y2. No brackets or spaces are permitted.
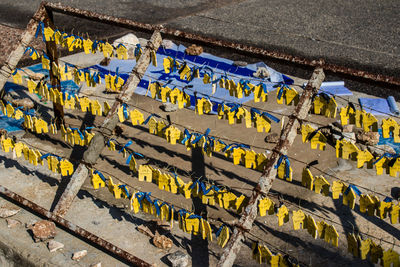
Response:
0,0,399,77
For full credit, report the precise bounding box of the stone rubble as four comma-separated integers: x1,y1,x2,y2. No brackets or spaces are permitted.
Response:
47,240,64,252
167,250,190,267
72,250,88,261
0,206,20,218
6,218,21,228
152,233,172,249
185,44,203,56
30,220,57,242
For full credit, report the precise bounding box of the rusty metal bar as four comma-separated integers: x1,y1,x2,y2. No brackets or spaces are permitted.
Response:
52,30,163,217
43,8,65,128
217,67,325,267
0,3,47,99
0,185,151,267
41,1,400,86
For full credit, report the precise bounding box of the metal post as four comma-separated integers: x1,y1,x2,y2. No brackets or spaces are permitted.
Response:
43,7,64,128
216,67,325,267
0,3,46,99
52,29,163,217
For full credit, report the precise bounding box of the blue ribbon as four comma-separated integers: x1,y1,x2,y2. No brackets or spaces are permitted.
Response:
257,82,268,93
239,79,252,93
117,43,126,49
277,86,284,100
24,47,38,58
107,138,116,148
12,69,20,76
181,129,192,144
42,51,50,60
191,128,211,145
216,225,225,237
64,62,75,73
118,185,130,198
70,127,84,140
93,170,107,182
122,103,129,119
274,155,291,179
40,153,62,160
189,179,201,194
373,153,398,165
23,109,36,116
344,184,362,196
126,151,144,165
136,192,152,209
250,107,280,123
188,213,202,220
62,91,73,101
383,196,392,203
222,143,250,152
200,182,214,195
35,21,45,42
119,140,133,153
92,40,100,51
93,72,100,84
173,172,181,187
153,199,162,216
143,113,161,125
134,44,142,57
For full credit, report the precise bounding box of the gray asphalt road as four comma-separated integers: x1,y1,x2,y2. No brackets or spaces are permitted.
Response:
0,0,399,77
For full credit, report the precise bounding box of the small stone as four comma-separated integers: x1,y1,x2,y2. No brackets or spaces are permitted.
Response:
167,251,190,267
90,263,102,267
356,131,380,145
31,220,57,242
152,233,172,249
6,218,21,228
233,61,247,67
264,133,279,143
72,250,87,261
368,144,396,157
137,224,155,238
161,102,178,112
185,44,203,56
162,39,174,49
253,67,270,79
343,124,355,133
48,240,64,252
0,206,20,218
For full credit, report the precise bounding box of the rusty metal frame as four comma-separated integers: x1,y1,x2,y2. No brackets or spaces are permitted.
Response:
42,1,400,86
0,185,151,267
